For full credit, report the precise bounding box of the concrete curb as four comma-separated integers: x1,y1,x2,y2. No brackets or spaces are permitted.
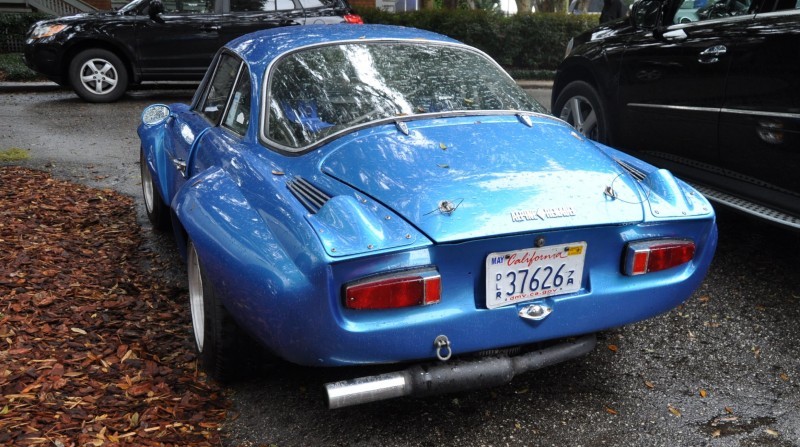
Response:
0,81,64,93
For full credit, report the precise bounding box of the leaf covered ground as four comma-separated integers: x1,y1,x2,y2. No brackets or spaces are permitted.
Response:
0,166,226,446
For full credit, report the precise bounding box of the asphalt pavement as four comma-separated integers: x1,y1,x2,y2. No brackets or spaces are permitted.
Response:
1,87,799,447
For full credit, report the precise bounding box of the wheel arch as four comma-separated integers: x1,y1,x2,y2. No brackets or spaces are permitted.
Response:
552,60,603,110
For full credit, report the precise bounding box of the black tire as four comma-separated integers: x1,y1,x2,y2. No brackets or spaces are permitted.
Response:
553,80,613,145
68,49,128,103
187,241,248,382
139,150,171,231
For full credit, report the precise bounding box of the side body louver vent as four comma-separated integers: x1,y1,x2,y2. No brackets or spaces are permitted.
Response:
287,176,331,214
615,158,646,182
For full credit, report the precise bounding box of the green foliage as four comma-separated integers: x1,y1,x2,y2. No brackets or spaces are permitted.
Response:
0,53,43,81
356,8,597,74
0,148,31,162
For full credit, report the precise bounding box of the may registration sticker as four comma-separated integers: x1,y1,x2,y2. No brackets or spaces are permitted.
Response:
485,242,587,309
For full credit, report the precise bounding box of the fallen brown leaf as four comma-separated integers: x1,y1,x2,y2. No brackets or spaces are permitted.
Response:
0,167,226,446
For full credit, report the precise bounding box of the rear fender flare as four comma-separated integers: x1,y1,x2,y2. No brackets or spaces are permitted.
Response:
171,168,319,341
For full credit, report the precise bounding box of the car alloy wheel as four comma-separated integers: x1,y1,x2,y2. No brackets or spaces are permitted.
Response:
559,96,599,138
78,58,119,96
553,80,611,144
188,242,206,353
139,151,170,230
69,49,128,103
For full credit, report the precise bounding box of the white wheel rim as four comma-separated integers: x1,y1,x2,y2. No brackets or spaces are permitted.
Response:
140,155,155,214
79,58,119,95
188,243,205,352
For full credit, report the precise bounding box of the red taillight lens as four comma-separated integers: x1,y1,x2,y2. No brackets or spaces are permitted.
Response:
624,239,695,276
344,269,441,310
343,14,363,24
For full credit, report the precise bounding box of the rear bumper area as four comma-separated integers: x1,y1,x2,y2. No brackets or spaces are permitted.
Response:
324,333,597,409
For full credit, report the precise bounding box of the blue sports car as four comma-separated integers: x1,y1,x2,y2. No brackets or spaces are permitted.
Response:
138,24,717,409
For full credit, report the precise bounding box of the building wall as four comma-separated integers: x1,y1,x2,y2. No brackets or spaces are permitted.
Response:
83,0,111,10
349,0,376,10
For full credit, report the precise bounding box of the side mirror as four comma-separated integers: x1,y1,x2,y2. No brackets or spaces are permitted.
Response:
630,0,664,31
148,0,165,22
142,104,171,125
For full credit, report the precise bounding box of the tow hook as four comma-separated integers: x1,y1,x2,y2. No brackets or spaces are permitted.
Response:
434,335,451,361
519,303,553,321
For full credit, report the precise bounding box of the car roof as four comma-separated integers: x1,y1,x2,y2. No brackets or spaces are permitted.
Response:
224,24,461,73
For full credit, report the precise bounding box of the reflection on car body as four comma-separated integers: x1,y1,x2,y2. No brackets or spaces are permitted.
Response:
138,24,717,409
553,0,800,229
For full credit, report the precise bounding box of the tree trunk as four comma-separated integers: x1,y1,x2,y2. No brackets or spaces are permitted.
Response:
534,0,567,11
514,0,532,13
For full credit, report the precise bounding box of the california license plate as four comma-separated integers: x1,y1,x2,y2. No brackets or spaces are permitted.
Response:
485,242,587,309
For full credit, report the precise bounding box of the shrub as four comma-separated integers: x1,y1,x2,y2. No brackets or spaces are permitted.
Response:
357,8,598,75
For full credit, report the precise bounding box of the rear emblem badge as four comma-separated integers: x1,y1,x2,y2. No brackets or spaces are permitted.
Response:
511,207,576,222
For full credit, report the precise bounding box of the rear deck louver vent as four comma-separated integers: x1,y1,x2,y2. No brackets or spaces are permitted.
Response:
287,176,331,214
614,158,646,182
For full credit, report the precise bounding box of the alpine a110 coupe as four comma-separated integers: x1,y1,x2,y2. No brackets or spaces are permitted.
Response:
138,24,718,409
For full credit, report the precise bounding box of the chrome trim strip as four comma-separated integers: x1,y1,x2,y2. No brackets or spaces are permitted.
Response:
628,103,718,113
721,108,800,120
628,103,800,121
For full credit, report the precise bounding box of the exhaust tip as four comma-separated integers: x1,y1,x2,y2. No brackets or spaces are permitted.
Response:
324,373,409,409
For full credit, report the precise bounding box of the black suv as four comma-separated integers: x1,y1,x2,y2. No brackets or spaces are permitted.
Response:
24,0,361,102
552,0,800,229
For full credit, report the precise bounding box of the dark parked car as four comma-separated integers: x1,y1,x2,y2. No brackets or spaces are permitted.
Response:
23,0,362,102
552,0,800,229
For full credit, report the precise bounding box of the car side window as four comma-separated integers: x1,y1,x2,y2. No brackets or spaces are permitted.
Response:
222,69,252,136
670,0,753,23
197,53,241,125
160,0,216,13
230,0,296,11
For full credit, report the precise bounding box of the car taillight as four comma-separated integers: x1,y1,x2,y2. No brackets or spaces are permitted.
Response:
343,14,363,24
344,269,441,310
623,239,695,276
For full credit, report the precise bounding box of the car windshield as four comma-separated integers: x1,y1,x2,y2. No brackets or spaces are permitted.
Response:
264,41,545,150
118,0,145,13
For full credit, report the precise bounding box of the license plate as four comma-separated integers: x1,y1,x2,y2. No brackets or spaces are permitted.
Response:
485,242,587,309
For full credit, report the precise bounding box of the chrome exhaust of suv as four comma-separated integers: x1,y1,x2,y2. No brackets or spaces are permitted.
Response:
324,334,597,409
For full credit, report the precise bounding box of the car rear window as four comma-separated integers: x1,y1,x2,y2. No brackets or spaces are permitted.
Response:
264,41,545,150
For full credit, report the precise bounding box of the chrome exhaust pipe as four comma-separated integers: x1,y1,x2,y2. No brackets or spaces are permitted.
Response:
324,373,411,409
324,334,596,409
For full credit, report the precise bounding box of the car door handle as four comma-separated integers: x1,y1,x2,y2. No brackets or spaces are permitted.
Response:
201,25,221,32
698,45,727,64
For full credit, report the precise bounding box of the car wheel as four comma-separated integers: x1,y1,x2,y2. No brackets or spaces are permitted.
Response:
188,241,248,382
68,49,128,103
553,81,612,144
139,150,171,231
